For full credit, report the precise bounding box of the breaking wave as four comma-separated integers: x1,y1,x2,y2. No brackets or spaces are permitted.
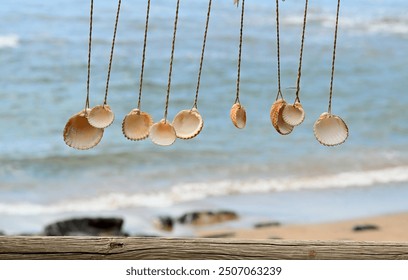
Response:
0,35,19,49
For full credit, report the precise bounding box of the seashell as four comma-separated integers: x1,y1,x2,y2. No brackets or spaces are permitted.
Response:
122,108,154,141
172,108,204,140
63,109,104,150
282,101,305,126
149,119,177,146
230,103,246,129
313,112,349,146
87,104,115,129
270,99,294,135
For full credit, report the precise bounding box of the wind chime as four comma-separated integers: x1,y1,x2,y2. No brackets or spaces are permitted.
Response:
63,0,349,150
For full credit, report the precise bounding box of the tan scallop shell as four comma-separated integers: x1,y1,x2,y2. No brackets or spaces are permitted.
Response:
313,112,349,146
149,119,177,146
282,101,305,126
122,109,154,141
87,104,115,129
172,108,204,140
270,99,294,135
230,103,246,129
63,109,104,150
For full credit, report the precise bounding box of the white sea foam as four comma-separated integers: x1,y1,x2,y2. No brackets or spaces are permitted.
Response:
0,35,19,48
1,166,408,215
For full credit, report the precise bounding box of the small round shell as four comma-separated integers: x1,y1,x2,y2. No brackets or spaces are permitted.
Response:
122,109,154,141
230,103,246,129
87,104,115,129
149,119,177,146
63,109,104,150
172,108,204,139
313,112,349,146
270,99,294,135
282,101,305,126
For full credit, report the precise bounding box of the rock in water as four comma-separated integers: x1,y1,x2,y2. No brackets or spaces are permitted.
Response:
44,217,125,236
154,216,174,232
178,210,238,226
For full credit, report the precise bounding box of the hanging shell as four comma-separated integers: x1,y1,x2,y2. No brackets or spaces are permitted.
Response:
149,119,177,146
313,112,349,146
172,108,204,140
230,103,246,129
87,104,115,129
122,109,154,141
63,109,104,150
282,101,305,126
270,99,294,135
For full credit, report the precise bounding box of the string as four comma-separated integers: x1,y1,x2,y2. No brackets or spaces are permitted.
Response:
294,0,309,103
328,0,341,114
193,0,212,109
164,0,181,121
84,0,94,112
103,0,122,106
235,0,245,104
137,0,151,110
275,0,283,101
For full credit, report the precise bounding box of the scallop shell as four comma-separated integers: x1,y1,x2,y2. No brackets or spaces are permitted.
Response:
270,99,294,135
282,101,305,126
172,108,204,139
63,109,104,150
87,104,115,129
230,103,246,129
313,112,349,146
122,109,154,141
149,119,177,146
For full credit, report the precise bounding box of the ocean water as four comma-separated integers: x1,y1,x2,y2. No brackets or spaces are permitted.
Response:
0,0,407,235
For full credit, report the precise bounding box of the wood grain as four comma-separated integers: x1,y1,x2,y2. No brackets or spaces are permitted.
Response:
0,237,407,260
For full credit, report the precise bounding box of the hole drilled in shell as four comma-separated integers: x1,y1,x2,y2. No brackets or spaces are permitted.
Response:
63,109,104,150
230,103,246,129
282,101,305,126
87,104,115,129
122,109,154,141
149,119,177,146
172,108,204,140
314,112,349,146
270,99,294,135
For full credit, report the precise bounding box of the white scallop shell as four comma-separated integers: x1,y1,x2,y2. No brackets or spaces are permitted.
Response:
149,119,177,146
122,109,154,141
270,99,294,135
172,108,204,139
282,101,305,126
87,104,115,129
230,103,246,129
63,109,104,150
313,112,349,146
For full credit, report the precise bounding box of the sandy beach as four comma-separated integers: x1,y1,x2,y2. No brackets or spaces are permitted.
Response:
197,212,408,242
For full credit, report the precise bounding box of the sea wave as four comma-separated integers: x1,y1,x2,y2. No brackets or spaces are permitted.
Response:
0,35,19,49
1,166,408,215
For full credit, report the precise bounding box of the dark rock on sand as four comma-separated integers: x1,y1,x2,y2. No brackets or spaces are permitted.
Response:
201,232,236,238
254,221,281,228
44,217,126,236
0,231,4,236
178,210,238,226
154,216,174,232
353,224,379,232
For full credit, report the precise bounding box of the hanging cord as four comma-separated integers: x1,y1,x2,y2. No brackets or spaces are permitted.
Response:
193,0,212,109
294,0,309,103
137,0,151,110
103,0,122,106
235,0,245,104
164,0,181,121
275,0,283,101
84,0,94,112
328,0,341,114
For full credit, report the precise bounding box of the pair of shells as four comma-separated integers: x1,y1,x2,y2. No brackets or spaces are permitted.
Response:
230,103,247,129
149,108,204,146
314,112,349,146
270,99,305,135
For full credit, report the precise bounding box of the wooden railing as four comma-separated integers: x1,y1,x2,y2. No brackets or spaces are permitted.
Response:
0,237,407,260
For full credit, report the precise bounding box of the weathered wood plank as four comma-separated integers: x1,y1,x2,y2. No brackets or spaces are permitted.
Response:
0,237,407,260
